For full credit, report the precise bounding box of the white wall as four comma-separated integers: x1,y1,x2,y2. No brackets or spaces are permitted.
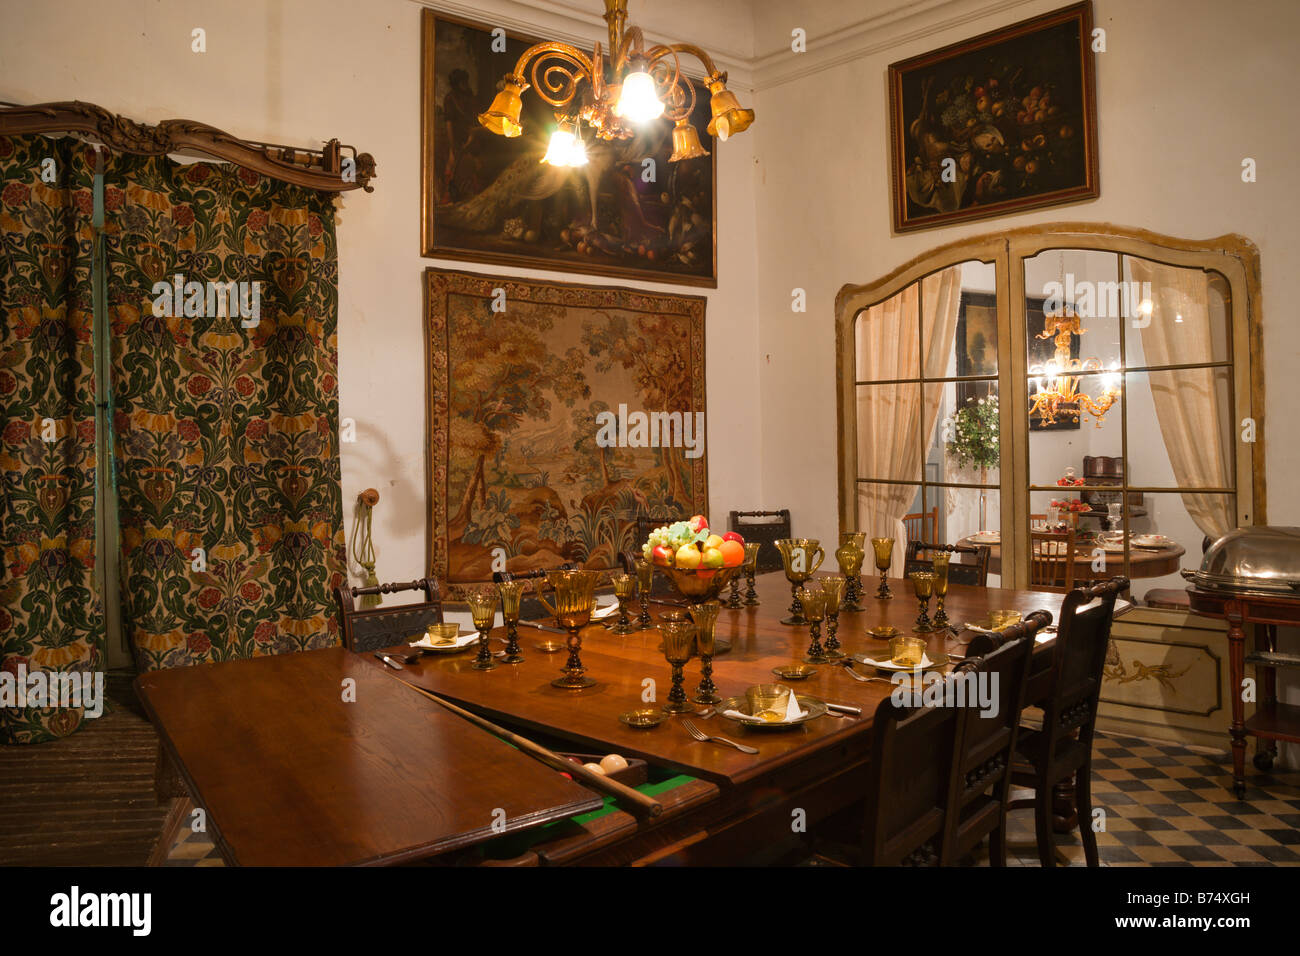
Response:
0,0,762,599
751,0,1300,543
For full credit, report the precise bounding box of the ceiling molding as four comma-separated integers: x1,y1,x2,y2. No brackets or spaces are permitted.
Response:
749,0,1041,90
410,0,755,88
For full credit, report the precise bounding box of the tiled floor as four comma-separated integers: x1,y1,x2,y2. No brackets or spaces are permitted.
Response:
162,731,1300,866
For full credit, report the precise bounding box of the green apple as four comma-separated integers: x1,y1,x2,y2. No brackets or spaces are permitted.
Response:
701,547,725,569
675,543,702,569
704,534,724,551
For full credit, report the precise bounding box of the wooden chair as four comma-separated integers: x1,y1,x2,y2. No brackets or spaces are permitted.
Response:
861,695,960,866
904,541,991,587
903,507,938,544
334,577,443,654
1029,529,1076,592
728,509,791,572
941,612,1051,865
1009,577,1128,867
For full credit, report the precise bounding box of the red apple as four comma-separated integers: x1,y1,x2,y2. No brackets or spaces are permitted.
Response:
688,514,708,533
651,544,674,567
722,531,745,545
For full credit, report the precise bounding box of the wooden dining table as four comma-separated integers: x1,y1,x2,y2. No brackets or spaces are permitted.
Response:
140,572,1087,866
957,534,1186,580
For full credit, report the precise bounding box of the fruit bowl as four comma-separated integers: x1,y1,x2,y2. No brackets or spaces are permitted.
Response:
659,565,743,604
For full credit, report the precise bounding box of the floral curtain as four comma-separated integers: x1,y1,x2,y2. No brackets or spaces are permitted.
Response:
0,134,104,743
104,152,346,669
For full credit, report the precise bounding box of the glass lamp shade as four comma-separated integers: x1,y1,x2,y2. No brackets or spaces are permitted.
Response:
479,80,525,137
542,126,587,167
668,118,710,162
705,83,754,141
614,70,665,122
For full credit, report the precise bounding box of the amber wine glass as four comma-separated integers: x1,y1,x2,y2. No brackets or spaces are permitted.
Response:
466,586,499,671
819,573,846,659
535,570,599,689
909,571,935,633
742,542,762,606
608,572,638,635
498,580,524,664
871,537,894,600
659,620,696,714
931,553,951,630
635,560,654,630
798,582,829,663
689,601,722,705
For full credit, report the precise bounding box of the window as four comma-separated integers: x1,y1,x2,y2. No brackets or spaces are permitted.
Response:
835,225,1263,594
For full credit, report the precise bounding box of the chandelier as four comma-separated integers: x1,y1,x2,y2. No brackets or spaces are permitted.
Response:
477,0,754,167
1028,310,1122,428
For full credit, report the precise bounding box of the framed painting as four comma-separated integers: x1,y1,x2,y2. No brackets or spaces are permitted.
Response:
420,10,718,288
424,268,709,587
887,1,1098,233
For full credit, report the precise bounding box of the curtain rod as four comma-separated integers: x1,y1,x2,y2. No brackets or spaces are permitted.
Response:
0,100,376,193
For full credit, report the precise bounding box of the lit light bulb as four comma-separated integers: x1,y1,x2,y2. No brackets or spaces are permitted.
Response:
614,70,664,123
568,136,588,167
1175,313,1183,323
542,127,579,166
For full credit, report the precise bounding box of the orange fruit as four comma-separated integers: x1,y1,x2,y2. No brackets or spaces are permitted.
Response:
718,539,745,568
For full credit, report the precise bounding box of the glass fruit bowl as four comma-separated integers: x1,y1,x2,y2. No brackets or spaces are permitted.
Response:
658,564,743,604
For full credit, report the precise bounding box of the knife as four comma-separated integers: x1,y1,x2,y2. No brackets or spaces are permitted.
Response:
824,701,862,716
374,652,405,670
517,619,568,635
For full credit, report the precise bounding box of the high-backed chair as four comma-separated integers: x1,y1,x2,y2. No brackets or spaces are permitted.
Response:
905,541,991,587
861,695,961,866
903,507,938,545
1029,529,1076,592
728,509,791,572
1009,577,1128,867
334,577,443,654
941,612,1051,865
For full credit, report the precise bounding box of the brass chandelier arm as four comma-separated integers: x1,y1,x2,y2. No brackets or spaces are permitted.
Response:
645,43,723,84
508,42,598,109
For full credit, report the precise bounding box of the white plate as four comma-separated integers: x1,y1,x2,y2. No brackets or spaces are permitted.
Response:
1132,534,1173,548
967,532,1000,544
409,633,478,652
854,653,942,671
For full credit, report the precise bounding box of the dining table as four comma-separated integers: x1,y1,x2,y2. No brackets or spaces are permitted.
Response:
956,534,1186,581
139,571,1101,866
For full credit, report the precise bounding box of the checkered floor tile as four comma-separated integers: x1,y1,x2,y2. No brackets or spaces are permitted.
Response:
164,732,1300,866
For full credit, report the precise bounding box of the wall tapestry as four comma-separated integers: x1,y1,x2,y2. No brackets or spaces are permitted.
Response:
887,1,1098,232
420,10,718,287
425,268,708,586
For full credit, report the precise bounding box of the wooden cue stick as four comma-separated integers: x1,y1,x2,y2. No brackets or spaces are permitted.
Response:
391,675,664,818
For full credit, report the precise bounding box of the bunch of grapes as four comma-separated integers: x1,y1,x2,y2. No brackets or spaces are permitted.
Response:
641,521,700,562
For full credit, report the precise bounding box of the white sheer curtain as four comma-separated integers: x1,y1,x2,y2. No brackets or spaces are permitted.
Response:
855,266,963,560
1125,257,1234,538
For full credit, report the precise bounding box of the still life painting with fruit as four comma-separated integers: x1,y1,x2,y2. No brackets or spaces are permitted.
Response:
888,2,1098,231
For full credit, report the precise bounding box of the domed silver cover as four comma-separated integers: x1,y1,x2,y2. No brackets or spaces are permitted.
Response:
1181,526,1300,595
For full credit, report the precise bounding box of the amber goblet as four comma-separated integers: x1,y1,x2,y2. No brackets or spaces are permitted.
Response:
819,573,847,659
689,601,722,705
775,538,824,625
909,571,935,633
658,620,696,714
798,582,829,663
498,580,524,663
607,572,638,635
871,537,894,600
466,586,499,671
742,542,762,606
536,569,599,689
931,553,951,630
838,543,866,612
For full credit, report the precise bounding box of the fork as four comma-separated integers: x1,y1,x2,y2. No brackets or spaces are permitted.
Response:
680,718,759,754
838,660,893,683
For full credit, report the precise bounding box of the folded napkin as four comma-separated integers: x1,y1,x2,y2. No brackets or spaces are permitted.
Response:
724,690,808,724
591,602,619,620
409,632,474,650
861,653,934,669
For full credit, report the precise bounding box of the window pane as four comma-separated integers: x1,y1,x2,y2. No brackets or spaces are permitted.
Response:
854,283,920,381
925,261,993,379
1028,367,1123,487
1124,369,1233,491
1123,258,1230,368
1115,492,1233,597
856,481,918,548
933,381,1000,487
856,383,922,481
1024,248,1122,390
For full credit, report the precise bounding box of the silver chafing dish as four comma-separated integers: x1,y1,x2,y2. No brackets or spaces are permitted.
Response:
1181,526,1300,596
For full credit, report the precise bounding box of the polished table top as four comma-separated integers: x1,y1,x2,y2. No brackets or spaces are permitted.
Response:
136,647,604,865
956,535,1186,580
390,573,1072,788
